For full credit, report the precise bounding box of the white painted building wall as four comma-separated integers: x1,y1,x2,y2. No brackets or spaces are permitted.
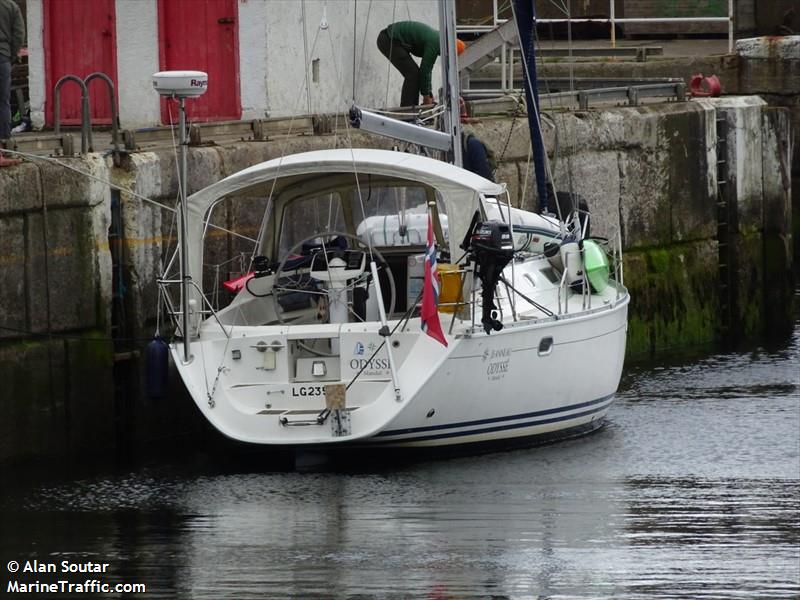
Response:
115,0,160,128
262,0,439,117
26,0,440,129
26,0,44,129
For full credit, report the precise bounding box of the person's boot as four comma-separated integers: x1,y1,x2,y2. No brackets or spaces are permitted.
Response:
0,143,21,167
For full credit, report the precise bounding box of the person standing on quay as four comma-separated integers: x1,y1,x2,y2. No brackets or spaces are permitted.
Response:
0,0,24,167
377,20,465,107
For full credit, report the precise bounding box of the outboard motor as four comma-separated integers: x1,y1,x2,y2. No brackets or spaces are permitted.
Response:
466,219,515,334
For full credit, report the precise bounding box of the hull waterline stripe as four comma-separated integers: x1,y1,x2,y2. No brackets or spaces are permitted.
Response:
372,402,612,444
376,394,614,438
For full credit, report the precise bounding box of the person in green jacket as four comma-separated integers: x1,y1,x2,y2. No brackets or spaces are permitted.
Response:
377,21,465,107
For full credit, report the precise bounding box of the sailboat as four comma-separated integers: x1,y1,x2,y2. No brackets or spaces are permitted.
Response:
157,0,629,453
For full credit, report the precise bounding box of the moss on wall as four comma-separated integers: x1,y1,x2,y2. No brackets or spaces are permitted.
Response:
0,331,115,463
0,339,67,461
733,231,767,341
624,242,721,358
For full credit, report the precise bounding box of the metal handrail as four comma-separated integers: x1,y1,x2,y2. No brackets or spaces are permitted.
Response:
84,72,120,153
53,72,120,155
157,277,232,340
53,75,90,154
457,0,735,91
458,0,733,50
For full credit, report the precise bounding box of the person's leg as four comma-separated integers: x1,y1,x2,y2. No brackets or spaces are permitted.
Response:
399,67,420,107
0,55,11,140
376,29,392,61
376,29,420,106
0,54,20,166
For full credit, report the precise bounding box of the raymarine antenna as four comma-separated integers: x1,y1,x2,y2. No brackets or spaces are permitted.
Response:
152,71,208,364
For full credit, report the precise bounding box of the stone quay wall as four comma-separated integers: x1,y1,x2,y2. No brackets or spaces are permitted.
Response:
529,34,800,266
467,96,793,355
0,97,793,462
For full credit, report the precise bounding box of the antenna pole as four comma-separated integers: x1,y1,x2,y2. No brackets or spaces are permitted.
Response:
439,0,463,167
178,96,193,363
152,71,207,365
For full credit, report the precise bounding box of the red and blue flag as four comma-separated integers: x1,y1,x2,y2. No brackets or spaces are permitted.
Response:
421,214,448,347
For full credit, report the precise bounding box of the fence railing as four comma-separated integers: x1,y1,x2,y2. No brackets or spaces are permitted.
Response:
457,0,735,54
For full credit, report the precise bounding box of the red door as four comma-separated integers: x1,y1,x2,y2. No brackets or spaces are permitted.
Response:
158,0,241,124
44,0,118,126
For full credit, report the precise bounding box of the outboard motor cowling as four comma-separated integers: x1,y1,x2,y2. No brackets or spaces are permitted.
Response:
467,220,515,334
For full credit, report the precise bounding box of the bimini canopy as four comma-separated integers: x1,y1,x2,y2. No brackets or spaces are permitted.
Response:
184,148,505,285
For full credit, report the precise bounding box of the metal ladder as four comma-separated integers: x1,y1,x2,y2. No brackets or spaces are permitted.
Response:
53,72,120,156
715,112,738,341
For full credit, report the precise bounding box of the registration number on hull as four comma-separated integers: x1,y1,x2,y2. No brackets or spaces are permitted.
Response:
290,385,325,397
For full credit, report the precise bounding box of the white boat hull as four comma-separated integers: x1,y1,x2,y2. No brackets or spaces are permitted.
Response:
163,148,631,455
373,307,626,448
172,296,628,450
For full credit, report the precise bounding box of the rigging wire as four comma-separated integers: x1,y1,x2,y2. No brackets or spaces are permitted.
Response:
562,1,579,211
163,100,188,287
352,0,358,102
1,149,173,212
247,5,325,273
495,95,523,172
383,0,398,109
167,100,184,214
509,0,563,223
0,151,258,248
531,0,579,222
325,27,374,261
354,0,373,103
301,0,314,116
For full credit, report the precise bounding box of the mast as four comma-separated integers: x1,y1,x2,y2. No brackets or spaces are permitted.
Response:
439,0,463,167
512,0,550,213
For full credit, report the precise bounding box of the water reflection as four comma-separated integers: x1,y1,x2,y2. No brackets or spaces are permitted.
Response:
1,327,798,598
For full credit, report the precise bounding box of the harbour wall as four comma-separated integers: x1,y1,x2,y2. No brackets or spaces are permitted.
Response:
0,97,793,462
530,34,800,269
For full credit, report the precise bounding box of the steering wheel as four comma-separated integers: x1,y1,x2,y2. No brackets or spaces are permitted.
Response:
272,231,396,330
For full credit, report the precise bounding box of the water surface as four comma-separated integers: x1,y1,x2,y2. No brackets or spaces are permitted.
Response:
2,329,798,598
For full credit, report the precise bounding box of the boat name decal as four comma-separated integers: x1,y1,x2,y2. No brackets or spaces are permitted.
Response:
485,347,511,381
349,357,391,371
